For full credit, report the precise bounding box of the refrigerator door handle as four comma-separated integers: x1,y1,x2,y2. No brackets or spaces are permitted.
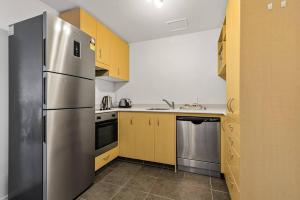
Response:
43,111,47,143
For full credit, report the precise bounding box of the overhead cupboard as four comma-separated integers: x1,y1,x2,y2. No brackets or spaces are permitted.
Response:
60,8,129,81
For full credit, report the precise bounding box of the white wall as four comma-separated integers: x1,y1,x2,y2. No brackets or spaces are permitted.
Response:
95,79,116,108
0,0,58,30
114,29,226,105
0,29,8,200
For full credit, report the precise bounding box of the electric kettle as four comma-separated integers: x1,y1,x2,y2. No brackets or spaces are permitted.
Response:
101,96,113,110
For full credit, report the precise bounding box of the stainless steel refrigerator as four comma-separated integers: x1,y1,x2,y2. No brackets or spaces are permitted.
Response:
9,13,95,200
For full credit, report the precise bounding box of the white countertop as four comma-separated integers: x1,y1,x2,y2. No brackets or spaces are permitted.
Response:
95,104,226,115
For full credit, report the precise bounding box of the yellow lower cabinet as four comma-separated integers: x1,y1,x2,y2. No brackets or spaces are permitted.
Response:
119,112,136,158
134,113,155,161
118,112,176,165
154,113,176,165
95,147,119,171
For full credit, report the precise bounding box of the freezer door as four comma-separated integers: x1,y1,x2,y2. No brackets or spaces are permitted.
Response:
177,120,220,163
45,72,94,109
45,108,94,200
45,14,95,79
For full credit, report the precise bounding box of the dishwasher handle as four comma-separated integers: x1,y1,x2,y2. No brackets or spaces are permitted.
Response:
176,117,220,124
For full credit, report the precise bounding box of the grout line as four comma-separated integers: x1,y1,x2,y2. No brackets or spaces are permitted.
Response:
211,189,229,194
144,192,150,200
210,176,214,200
148,193,175,200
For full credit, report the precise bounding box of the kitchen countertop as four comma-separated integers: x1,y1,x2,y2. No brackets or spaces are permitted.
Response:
95,104,226,115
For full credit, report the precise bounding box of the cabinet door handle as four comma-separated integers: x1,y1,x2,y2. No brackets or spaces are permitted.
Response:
130,118,133,125
229,136,234,146
149,119,151,126
103,155,110,161
228,124,234,132
226,98,231,112
99,49,102,58
229,98,234,113
157,119,160,127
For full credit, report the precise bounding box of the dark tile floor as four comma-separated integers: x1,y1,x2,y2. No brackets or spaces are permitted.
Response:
77,159,230,200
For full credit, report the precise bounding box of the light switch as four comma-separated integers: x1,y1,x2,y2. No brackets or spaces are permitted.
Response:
267,2,273,10
281,0,287,8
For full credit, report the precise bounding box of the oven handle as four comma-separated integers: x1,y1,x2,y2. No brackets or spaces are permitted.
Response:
96,119,118,127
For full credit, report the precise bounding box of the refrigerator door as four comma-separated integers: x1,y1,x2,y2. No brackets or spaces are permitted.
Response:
45,14,95,79
45,108,94,200
45,72,94,109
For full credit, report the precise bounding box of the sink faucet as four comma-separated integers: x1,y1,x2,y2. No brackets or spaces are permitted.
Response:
162,99,175,109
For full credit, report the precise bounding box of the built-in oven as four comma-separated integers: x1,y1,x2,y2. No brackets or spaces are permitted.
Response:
95,112,118,156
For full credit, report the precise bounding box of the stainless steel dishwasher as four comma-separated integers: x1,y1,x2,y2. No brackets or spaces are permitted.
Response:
177,116,221,177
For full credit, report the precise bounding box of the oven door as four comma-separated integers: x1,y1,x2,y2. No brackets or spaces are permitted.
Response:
95,119,118,156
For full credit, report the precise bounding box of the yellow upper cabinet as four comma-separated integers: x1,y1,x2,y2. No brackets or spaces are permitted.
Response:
60,8,96,39
119,41,129,80
80,9,97,39
60,8,129,81
96,22,111,69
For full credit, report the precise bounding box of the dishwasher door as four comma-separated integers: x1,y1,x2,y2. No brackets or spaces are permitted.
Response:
177,117,220,176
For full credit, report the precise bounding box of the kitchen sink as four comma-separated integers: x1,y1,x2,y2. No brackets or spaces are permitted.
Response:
147,108,170,111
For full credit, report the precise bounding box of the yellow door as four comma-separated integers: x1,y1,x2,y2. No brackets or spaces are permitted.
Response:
134,113,155,161
119,112,135,158
226,0,240,117
154,113,176,165
80,9,97,39
119,40,129,81
108,33,118,78
96,22,110,69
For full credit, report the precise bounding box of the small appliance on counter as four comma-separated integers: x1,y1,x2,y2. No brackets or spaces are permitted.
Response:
119,98,132,108
101,96,113,110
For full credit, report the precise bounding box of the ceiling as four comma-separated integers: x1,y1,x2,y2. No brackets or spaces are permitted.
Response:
43,0,226,43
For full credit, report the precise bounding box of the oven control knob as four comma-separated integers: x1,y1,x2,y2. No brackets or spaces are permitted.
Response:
112,114,116,117
97,116,101,120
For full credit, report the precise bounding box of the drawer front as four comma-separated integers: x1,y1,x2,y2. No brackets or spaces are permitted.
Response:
226,139,240,187
95,147,119,171
225,162,240,200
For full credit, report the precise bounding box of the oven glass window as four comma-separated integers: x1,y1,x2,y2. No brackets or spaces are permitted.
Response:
95,119,118,150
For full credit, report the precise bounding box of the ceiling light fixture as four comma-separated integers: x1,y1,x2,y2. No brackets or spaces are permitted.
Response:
154,0,164,8
146,0,164,8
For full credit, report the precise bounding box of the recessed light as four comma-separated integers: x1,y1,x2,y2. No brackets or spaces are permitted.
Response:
154,0,164,8
146,0,164,8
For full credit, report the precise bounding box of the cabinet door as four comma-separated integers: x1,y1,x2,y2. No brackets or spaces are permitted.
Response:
134,113,155,161
226,0,240,116
119,112,135,158
96,22,110,68
119,41,129,81
80,9,97,39
154,113,175,165
109,34,120,78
